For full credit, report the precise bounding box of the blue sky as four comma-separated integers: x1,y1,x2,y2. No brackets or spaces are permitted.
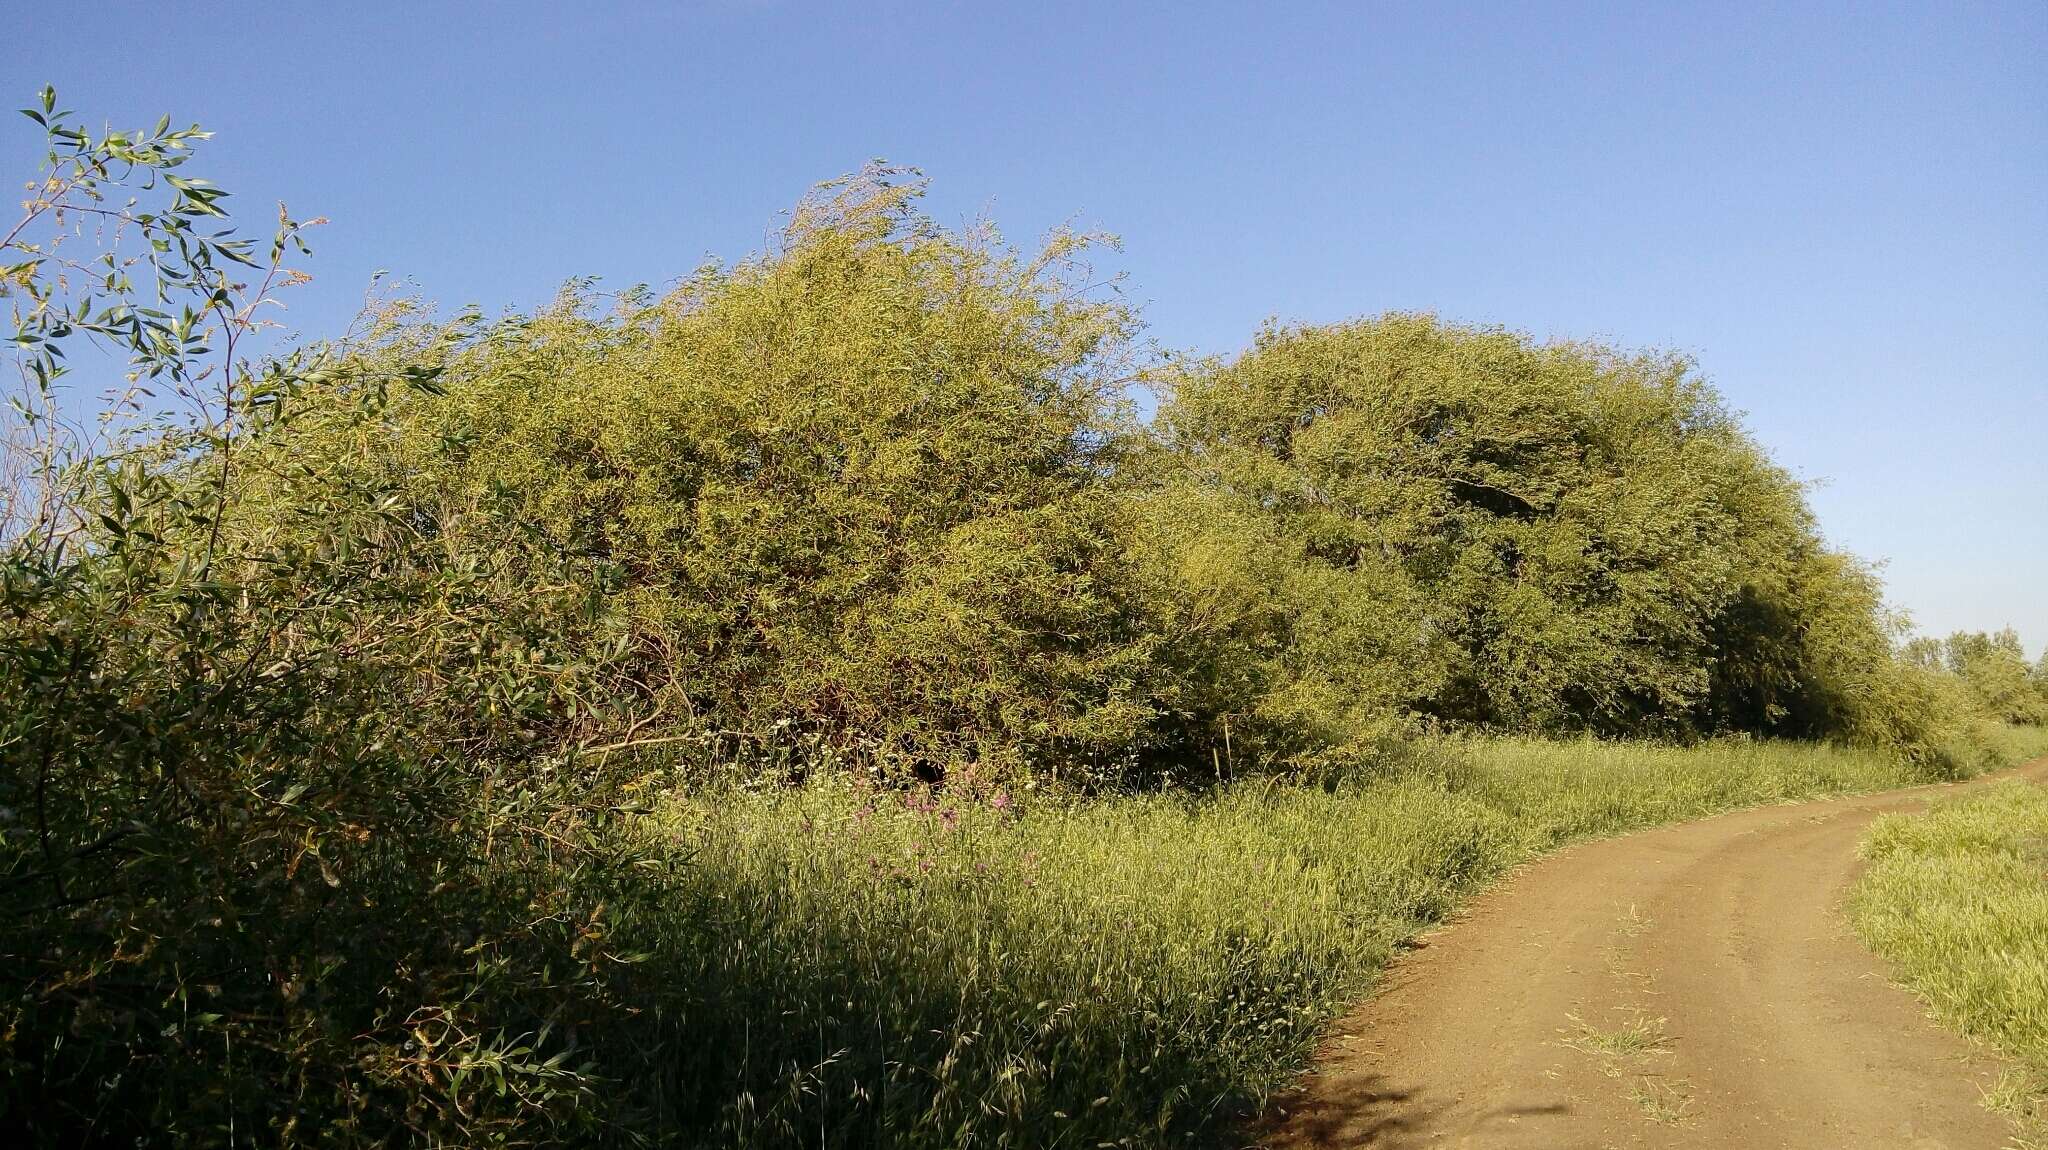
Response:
6,2,2043,653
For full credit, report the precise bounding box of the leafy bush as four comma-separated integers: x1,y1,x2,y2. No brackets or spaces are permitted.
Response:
0,90,674,1145
1153,315,1948,757
221,171,1217,787
1907,629,2048,726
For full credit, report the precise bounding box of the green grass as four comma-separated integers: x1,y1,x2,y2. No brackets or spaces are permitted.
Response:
1962,720,2048,778
1562,1010,1671,1059
1850,772,2048,1145
1624,1074,1699,1126
614,730,2048,1147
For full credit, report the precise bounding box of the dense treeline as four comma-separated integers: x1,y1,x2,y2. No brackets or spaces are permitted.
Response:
3,103,2041,1146
1905,627,2048,726
217,173,1969,784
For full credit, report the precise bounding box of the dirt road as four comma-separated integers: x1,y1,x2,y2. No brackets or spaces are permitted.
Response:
1264,759,2048,1149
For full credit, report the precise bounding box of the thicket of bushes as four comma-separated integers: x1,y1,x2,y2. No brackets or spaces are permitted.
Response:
1905,627,2048,727
217,176,1981,785
3,97,2043,1145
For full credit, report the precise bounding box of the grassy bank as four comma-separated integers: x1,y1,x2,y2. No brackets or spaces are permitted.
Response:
623,728,2048,1147
1850,770,2048,1146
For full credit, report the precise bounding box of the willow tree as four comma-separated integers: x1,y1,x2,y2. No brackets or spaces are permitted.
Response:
1153,313,1942,752
229,168,1191,783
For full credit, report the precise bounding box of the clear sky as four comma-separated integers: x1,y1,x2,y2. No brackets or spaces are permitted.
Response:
7,2,2042,653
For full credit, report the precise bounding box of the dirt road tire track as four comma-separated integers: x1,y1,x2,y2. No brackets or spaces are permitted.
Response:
1263,758,2048,1149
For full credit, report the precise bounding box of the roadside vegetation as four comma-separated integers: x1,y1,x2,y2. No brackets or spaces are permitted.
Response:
1851,778,2048,1146
4,90,2046,1146
642,732,2045,1146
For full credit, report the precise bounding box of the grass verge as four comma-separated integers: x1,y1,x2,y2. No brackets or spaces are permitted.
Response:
1849,769,2048,1146
619,728,2048,1147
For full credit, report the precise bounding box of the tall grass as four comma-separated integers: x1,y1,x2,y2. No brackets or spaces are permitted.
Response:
615,731,2046,1147
1849,773,2048,1145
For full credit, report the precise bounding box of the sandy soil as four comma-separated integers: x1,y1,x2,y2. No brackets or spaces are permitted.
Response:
1262,758,2048,1149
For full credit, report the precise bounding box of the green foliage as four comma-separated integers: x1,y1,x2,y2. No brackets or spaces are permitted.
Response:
0,91,673,1146
1150,315,1942,756
1850,779,2048,1141
220,203,1980,782
226,170,1190,786
1932,628,2048,725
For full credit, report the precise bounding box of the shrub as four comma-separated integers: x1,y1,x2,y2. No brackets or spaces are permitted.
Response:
1939,629,2048,725
223,170,1218,786
1153,314,1945,755
0,90,671,1145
